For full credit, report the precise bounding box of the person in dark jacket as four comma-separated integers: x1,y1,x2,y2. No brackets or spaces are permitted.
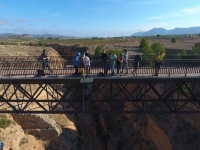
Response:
116,53,123,76
102,50,108,75
132,54,141,76
73,52,81,76
41,49,53,73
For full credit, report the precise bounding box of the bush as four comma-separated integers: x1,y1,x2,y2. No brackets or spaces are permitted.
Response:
0,117,12,129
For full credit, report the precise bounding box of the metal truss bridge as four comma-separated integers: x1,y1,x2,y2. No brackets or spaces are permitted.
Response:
0,76,200,114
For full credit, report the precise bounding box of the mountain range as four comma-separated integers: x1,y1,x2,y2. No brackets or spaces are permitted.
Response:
1,27,200,38
131,26,200,37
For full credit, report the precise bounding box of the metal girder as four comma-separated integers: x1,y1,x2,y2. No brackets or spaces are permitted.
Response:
0,77,200,114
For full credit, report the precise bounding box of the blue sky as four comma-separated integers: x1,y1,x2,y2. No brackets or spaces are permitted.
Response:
0,0,200,37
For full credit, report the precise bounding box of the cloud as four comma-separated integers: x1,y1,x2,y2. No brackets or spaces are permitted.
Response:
16,19,27,23
182,5,200,14
0,3,3,7
148,13,180,20
0,20,12,26
100,0,159,5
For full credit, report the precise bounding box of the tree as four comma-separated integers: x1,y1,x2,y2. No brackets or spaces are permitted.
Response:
141,45,154,55
176,50,187,59
106,49,122,56
192,42,200,54
151,42,166,54
171,37,177,44
95,46,103,55
139,38,149,49
191,42,200,59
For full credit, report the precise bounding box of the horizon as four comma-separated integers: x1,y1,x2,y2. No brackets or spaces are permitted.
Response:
0,0,200,37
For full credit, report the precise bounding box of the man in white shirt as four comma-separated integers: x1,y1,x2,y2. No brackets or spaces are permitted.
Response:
82,54,90,77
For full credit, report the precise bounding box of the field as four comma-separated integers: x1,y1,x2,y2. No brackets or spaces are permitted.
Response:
0,36,200,57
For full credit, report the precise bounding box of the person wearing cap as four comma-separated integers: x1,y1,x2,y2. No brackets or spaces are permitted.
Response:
82,54,90,77
73,52,81,76
121,49,129,74
41,49,53,73
154,51,165,76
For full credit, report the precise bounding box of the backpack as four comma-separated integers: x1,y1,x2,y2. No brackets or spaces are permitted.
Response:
98,72,105,77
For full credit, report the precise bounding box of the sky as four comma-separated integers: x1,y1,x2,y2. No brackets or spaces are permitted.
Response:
0,0,200,37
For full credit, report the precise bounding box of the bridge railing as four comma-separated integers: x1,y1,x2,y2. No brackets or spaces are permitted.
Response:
0,58,199,76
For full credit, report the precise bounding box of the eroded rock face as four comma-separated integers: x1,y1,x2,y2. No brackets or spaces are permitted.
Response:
11,114,77,150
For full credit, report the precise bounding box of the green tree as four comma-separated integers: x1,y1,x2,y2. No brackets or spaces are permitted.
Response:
139,38,149,49
106,49,122,56
151,42,166,54
192,42,200,54
95,46,103,55
171,37,177,44
176,50,187,59
191,42,200,59
141,45,154,55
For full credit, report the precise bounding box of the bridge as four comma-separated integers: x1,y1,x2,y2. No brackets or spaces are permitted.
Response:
0,55,200,114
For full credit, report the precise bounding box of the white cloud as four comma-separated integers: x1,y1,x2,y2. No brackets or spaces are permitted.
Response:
16,19,27,23
148,13,180,20
100,0,159,5
0,20,12,26
182,5,200,14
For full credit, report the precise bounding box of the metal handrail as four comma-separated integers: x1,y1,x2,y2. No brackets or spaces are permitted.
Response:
0,59,199,77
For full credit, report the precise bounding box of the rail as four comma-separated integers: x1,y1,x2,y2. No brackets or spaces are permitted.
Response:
0,58,199,77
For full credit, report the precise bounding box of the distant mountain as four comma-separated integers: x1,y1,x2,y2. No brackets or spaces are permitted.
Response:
0,33,73,39
131,27,200,36
32,34,72,39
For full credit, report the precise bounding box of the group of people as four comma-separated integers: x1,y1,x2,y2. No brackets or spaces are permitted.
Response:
101,49,165,77
41,48,165,77
73,49,91,77
103,49,129,76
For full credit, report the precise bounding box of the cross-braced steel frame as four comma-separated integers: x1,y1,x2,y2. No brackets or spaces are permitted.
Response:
0,77,200,114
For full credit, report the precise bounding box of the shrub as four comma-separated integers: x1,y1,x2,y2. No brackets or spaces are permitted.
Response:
0,117,12,129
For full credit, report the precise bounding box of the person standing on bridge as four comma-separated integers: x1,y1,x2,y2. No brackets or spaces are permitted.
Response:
116,53,123,76
154,51,165,76
132,54,142,76
41,49,53,73
110,52,117,76
73,52,81,77
102,50,108,75
82,54,90,77
85,49,92,74
121,49,129,74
